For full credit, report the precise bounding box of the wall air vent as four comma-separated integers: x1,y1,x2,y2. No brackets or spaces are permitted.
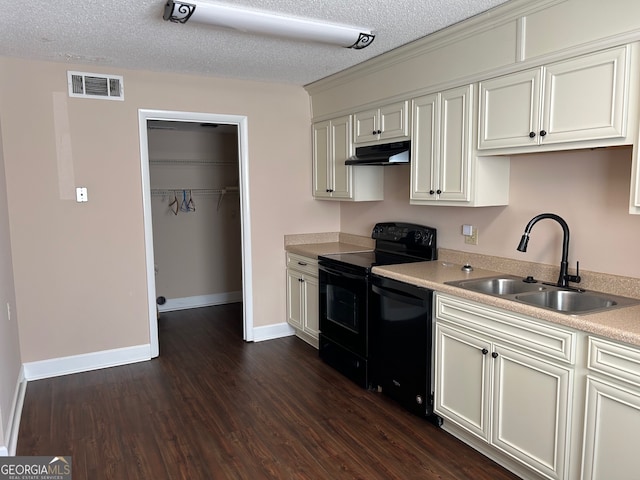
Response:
67,71,124,101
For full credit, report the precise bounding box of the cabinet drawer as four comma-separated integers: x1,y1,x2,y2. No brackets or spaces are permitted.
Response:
588,336,640,387
435,293,576,364
286,252,318,276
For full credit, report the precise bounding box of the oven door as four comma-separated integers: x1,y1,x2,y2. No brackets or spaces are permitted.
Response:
318,262,368,357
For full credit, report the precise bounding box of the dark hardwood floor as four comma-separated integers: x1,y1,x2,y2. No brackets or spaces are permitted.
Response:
18,304,521,479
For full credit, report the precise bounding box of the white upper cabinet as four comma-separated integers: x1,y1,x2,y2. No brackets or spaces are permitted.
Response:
312,115,383,202
478,45,631,153
411,85,510,207
353,100,410,144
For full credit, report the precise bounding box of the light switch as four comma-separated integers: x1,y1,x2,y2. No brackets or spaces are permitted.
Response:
76,187,88,203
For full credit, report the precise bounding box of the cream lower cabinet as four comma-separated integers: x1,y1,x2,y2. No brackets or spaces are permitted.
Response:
434,293,575,480
410,85,510,206
580,336,640,479
286,253,319,348
478,45,630,153
313,115,383,201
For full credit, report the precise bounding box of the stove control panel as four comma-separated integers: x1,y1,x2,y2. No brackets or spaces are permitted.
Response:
372,222,436,248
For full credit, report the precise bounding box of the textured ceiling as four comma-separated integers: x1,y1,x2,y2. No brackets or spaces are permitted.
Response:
1,0,511,86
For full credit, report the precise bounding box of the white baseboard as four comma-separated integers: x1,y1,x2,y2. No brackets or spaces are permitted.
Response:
3,366,26,456
23,344,152,381
158,291,242,313
253,322,295,342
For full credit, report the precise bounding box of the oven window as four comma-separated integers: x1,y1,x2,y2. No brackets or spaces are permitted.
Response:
326,284,359,333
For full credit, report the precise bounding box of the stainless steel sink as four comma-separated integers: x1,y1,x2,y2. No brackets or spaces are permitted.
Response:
446,275,640,315
514,290,612,312
448,276,547,295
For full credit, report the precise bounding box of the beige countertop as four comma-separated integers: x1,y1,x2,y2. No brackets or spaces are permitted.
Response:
373,260,640,348
285,241,372,258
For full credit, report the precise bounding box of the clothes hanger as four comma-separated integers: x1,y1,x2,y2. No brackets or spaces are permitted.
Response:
187,189,196,212
168,191,179,215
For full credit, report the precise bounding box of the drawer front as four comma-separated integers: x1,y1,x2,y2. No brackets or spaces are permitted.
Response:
588,336,640,387
286,252,318,276
435,293,576,364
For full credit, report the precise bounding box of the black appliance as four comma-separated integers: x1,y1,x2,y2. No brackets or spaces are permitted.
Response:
369,275,437,420
317,222,437,391
345,141,411,166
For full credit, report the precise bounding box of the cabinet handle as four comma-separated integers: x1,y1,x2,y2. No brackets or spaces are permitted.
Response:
481,348,488,355
298,278,304,283
298,262,307,266
429,190,435,195
377,129,382,134
436,189,442,195
529,131,536,138
539,130,547,137
372,130,377,135
491,352,498,358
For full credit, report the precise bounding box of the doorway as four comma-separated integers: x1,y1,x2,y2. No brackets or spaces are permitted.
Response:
138,109,254,357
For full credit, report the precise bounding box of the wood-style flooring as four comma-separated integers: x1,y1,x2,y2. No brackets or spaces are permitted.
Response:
18,304,521,479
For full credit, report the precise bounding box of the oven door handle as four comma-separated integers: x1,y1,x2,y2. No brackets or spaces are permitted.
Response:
319,265,362,281
371,284,427,307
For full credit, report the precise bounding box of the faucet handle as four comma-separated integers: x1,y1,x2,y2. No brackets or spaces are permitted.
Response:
566,261,581,284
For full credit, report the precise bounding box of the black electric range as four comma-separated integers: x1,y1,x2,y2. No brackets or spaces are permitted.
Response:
317,222,437,388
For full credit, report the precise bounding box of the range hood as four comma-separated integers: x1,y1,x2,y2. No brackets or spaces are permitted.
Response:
345,140,411,166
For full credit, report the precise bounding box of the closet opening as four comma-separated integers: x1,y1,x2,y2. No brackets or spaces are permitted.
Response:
138,110,253,358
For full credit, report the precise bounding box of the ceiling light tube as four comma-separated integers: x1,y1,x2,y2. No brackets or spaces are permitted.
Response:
163,0,375,49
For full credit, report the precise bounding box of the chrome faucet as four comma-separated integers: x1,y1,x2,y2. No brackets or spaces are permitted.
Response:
516,213,581,288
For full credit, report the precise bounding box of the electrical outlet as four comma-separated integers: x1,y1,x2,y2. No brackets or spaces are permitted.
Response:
464,227,478,245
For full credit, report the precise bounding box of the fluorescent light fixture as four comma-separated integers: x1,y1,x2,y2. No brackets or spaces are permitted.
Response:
163,0,375,49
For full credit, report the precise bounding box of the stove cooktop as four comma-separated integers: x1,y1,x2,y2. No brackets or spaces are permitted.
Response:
319,250,430,272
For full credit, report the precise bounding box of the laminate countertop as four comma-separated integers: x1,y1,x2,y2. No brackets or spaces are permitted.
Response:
285,241,372,258
373,260,640,348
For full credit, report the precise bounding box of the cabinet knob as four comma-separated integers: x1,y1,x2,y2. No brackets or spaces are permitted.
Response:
429,190,435,195
529,131,536,138
377,129,382,134
482,348,488,355
436,189,442,195
372,130,377,135
491,351,499,358
539,130,547,137
298,278,304,283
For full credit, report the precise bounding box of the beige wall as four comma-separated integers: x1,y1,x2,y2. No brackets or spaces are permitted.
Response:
0,116,21,453
0,56,340,364
340,146,640,279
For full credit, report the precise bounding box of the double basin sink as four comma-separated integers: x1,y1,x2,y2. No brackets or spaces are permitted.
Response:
446,275,640,315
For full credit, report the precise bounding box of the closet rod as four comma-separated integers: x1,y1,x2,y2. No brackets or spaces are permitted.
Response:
151,187,239,197
149,159,237,166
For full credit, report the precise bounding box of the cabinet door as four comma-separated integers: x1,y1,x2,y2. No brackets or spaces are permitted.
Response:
491,344,571,480
434,323,492,441
302,274,319,338
286,269,303,331
581,376,640,480
478,68,541,150
438,85,472,202
542,46,628,145
329,115,353,199
410,93,440,201
312,121,332,198
379,101,409,140
353,107,379,144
